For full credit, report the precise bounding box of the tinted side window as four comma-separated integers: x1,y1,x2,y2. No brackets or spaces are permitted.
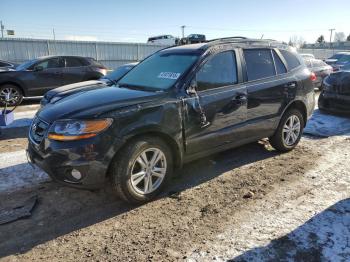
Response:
36,58,62,69
196,51,237,91
272,51,287,74
65,57,84,67
244,49,276,81
280,49,301,70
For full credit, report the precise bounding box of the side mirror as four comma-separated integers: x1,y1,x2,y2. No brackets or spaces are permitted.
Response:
187,78,197,95
34,65,44,72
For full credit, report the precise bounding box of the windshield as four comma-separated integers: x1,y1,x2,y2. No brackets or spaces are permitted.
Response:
118,52,199,90
102,65,134,82
16,59,37,71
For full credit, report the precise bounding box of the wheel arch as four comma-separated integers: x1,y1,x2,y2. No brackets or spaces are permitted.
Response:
281,100,308,127
107,130,183,179
0,81,26,96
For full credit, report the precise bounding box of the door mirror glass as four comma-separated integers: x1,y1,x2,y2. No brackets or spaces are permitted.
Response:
34,65,44,72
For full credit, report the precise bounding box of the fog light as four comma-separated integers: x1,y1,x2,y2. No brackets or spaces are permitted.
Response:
71,169,82,180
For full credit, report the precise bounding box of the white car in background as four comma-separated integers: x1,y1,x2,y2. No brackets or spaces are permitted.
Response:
300,53,315,59
147,35,178,45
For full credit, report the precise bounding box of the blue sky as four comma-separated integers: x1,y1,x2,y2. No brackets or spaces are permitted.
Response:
0,0,349,43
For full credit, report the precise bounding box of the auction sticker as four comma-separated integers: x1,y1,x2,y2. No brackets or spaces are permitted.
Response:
158,72,181,80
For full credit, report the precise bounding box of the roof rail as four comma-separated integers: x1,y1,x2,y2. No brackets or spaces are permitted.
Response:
205,37,289,49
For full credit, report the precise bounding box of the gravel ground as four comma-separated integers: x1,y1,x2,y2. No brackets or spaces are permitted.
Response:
0,100,349,261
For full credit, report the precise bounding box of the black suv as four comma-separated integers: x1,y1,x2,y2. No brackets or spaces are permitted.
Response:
0,56,107,106
28,38,315,203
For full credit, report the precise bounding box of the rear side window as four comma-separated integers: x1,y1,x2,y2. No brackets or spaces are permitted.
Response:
196,51,237,91
272,51,287,74
65,57,84,67
244,49,276,81
304,59,312,68
280,49,301,70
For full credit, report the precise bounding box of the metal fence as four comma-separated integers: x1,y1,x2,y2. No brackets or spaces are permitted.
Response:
0,38,167,69
298,48,349,60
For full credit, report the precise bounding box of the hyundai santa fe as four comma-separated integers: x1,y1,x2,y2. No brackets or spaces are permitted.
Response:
28,38,315,203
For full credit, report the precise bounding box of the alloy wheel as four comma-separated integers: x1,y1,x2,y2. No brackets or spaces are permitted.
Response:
282,115,301,146
0,87,21,106
130,148,167,195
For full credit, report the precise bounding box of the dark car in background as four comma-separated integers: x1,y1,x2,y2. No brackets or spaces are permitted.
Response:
331,53,350,72
304,58,333,89
0,56,107,106
0,60,19,71
325,52,350,65
28,38,315,203
41,62,137,106
319,66,350,114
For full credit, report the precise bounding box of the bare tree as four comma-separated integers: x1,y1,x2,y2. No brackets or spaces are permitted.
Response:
334,32,346,42
289,35,305,48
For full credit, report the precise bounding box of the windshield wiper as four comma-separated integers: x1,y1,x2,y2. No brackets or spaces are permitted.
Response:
117,83,159,92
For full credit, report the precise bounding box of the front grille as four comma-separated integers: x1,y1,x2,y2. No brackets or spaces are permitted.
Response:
29,117,49,144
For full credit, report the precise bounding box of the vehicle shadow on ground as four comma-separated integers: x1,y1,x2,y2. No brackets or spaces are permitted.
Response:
0,142,279,258
0,126,29,140
229,198,350,262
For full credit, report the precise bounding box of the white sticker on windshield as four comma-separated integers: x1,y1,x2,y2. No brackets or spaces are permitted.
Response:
158,72,181,80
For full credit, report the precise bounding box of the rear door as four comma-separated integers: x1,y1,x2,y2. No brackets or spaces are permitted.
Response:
243,48,297,137
62,57,88,85
183,50,248,155
27,57,65,96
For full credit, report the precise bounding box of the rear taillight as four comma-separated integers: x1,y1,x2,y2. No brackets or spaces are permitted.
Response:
310,72,317,82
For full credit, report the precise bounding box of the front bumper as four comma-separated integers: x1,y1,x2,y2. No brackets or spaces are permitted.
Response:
27,133,122,189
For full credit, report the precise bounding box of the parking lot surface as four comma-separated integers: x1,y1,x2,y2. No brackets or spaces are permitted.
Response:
0,99,349,261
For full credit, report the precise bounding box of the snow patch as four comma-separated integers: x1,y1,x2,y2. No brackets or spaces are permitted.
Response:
0,150,49,193
1,110,37,129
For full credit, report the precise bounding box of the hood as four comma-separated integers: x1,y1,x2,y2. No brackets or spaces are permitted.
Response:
38,85,166,123
44,80,110,100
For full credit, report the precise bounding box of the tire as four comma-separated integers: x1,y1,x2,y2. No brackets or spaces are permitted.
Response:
269,109,304,152
111,136,173,204
0,84,23,106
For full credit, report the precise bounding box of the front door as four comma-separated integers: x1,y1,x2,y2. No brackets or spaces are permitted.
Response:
27,57,64,96
183,50,247,155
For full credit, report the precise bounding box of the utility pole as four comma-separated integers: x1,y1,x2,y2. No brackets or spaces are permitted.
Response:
52,28,56,40
0,21,4,38
181,25,186,38
329,28,335,47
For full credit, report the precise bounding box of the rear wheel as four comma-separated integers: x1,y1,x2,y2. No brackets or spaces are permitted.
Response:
269,109,304,152
111,136,173,204
0,84,23,106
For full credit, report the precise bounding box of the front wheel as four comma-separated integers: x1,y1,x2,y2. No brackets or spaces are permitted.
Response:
0,84,23,106
111,136,173,204
269,109,304,152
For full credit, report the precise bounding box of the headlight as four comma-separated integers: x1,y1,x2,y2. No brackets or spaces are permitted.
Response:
48,118,113,141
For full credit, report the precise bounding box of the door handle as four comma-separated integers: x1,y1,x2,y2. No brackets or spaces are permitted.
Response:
285,82,296,88
232,93,247,105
